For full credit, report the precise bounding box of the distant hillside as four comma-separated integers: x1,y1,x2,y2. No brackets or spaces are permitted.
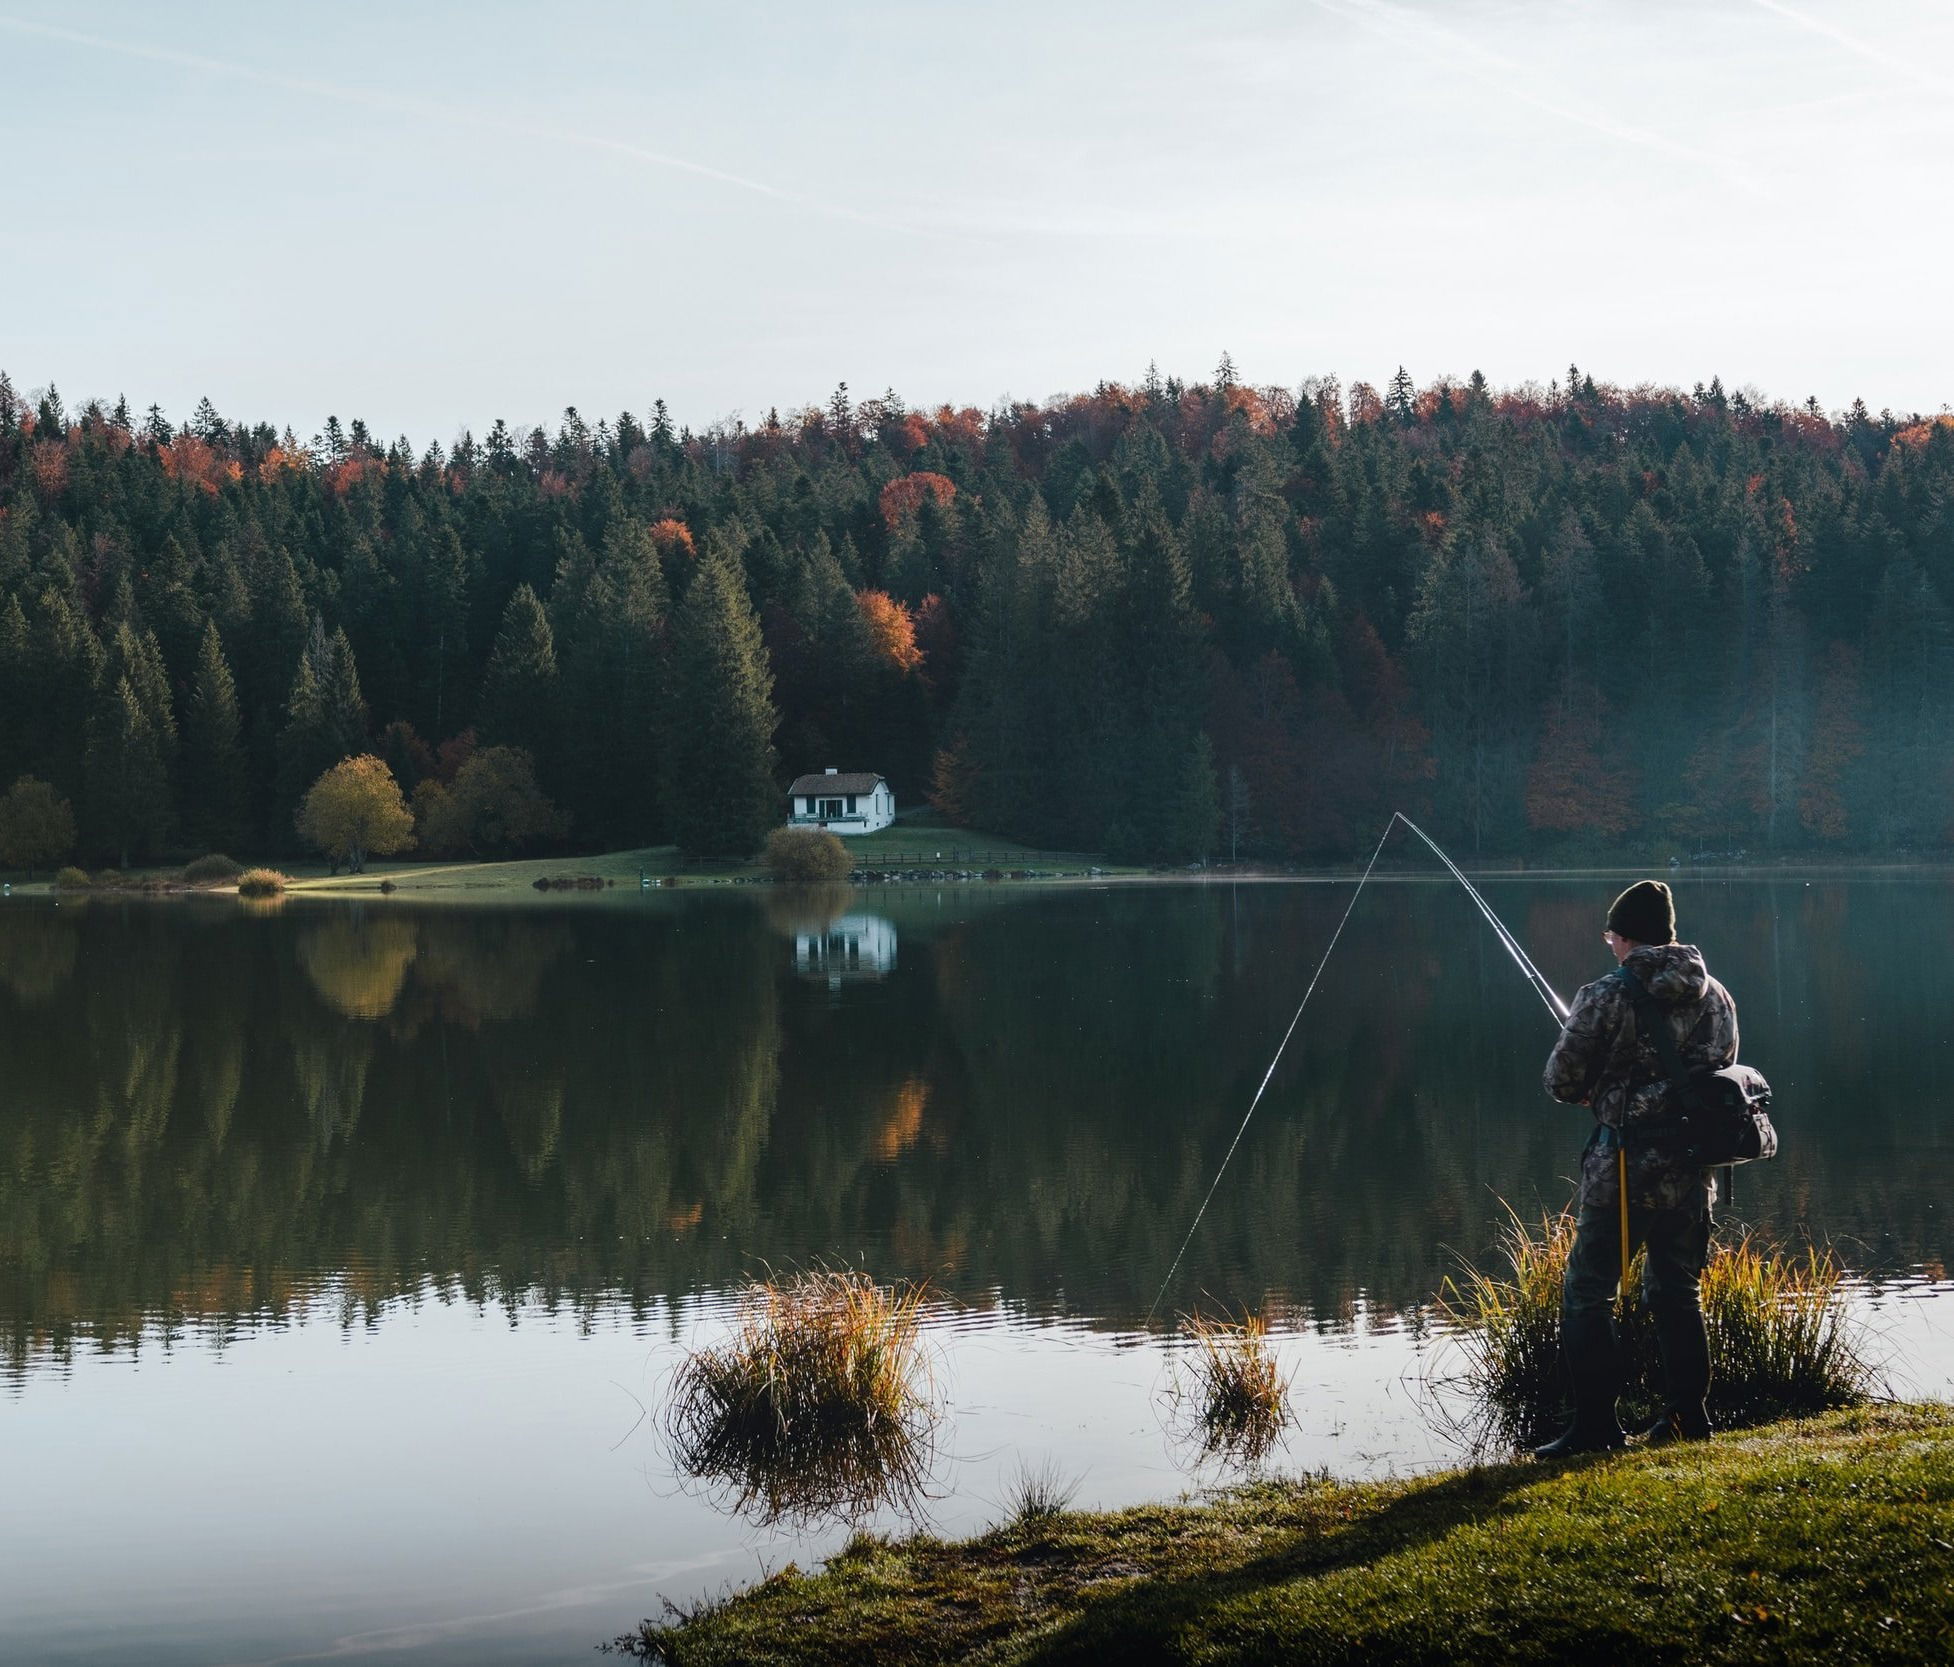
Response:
1,366,1949,866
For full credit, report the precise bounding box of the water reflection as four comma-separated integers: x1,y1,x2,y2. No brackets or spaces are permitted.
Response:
794,914,897,986
0,879,1949,1382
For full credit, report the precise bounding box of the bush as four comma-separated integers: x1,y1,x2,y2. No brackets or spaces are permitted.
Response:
1438,1209,1879,1449
236,868,290,898
53,866,90,891
179,853,244,887
764,827,854,883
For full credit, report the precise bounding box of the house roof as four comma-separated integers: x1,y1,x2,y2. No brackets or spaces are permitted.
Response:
788,772,886,797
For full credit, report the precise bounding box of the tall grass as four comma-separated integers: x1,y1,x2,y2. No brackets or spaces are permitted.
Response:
235,868,289,898
998,1455,1080,1530
1438,1209,1879,1449
1169,1311,1292,1465
666,1269,937,1525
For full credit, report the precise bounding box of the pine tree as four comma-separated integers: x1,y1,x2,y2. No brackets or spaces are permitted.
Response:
277,621,368,833
479,583,561,766
85,674,171,867
180,621,250,853
663,535,779,858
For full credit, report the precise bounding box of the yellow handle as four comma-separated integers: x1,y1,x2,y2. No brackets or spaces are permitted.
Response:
1617,1146,1631,1296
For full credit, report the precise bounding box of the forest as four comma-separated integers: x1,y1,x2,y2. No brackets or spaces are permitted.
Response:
0,361,1950,866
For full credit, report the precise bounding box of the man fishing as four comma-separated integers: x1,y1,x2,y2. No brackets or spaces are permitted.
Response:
1535,879,1739,1459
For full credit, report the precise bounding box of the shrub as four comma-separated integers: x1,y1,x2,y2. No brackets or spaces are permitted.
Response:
236,868,290,898
1438,1209,1880,1449
1168,1311,1292,1464
666,1269,936,1525
0,776,77,877
764,827,854,883
53,866,90,891
179,853,244,888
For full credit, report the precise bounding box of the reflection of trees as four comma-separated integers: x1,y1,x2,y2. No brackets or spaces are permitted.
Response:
2,881,1950,1377
298,914,419,1018
0,906,78,1003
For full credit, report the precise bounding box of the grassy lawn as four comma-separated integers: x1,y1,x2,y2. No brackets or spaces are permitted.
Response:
614,1403,1954,1665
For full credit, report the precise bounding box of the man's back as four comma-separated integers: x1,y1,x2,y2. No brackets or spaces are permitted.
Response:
1544,942,1739,1210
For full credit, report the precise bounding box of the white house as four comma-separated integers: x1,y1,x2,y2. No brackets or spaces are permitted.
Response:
785,769,894,835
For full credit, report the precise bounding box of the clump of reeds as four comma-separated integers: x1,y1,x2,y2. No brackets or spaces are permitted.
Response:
52,866,90,891
666,1269,937,1525
1700,1235,1877,1426
236,868,289,898
999,1455,1079,1530
1169,1311,1292,1465
1437,1208,1879,1450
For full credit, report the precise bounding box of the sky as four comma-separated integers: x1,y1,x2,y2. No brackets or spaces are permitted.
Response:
2,0,1951,444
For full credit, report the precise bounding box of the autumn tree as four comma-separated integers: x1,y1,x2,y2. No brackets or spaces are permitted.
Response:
0,776,76,876
296,755,415,873
413,746,565,857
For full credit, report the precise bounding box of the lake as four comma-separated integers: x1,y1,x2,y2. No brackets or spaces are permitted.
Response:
3,875,1950,1664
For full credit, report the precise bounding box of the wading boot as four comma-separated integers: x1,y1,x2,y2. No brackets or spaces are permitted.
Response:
1635,1404,1713,1446
1531,1416,1627,1461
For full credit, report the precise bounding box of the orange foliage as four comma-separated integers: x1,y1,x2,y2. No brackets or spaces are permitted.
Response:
878,470,957,530
1893,414,1954,450
929,406,986,448
885,412,929,457
258,445,311,483
648,518,696,561
856,589,923,673
158,433,242,495
325,454,381,496
29,439,69,497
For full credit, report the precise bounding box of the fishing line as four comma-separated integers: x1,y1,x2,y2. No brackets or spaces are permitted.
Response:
1390,815,1569,1024
1144,815,1398,1323
1144,812,1569,1323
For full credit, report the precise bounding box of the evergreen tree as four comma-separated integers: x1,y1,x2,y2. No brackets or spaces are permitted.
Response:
277,622,368,833
479,583,562,767
662,535,779,858
180,621,250,853
85,674,171,866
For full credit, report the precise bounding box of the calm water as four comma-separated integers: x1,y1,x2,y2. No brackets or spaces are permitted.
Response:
3,876,1951,1664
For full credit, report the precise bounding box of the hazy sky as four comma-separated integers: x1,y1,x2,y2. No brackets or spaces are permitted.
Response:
4,0,1950,442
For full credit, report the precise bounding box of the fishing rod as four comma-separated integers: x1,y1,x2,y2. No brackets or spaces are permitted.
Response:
1146,811,1570,1323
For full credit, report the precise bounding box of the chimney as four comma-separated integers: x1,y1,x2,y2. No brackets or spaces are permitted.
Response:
825,767,838,775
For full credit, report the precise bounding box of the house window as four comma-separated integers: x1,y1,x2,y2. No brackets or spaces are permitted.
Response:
846,795,857,814
819,797,844,818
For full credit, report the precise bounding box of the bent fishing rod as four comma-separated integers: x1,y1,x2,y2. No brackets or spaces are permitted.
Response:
1146,811,1571,1323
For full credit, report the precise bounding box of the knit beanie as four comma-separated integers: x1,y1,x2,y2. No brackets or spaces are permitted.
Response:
1607,880,1676,945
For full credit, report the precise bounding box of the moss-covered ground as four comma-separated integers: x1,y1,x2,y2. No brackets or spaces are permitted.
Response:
614,1403,1954,1665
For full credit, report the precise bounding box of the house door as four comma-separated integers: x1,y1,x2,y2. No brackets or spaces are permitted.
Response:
818,797,845,819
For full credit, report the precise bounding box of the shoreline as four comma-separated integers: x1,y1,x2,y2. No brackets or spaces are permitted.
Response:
611,1403,1954,1664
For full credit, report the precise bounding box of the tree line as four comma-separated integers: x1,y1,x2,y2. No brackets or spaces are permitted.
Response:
1,362,1950,867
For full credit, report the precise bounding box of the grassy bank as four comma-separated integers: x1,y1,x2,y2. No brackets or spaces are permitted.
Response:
613,1403,1954,1665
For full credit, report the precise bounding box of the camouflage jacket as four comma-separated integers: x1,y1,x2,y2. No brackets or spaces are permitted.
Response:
1543,943,1739,1212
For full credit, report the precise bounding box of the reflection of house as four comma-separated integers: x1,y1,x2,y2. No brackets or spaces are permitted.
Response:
795,914,897,985
786,769,894,835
